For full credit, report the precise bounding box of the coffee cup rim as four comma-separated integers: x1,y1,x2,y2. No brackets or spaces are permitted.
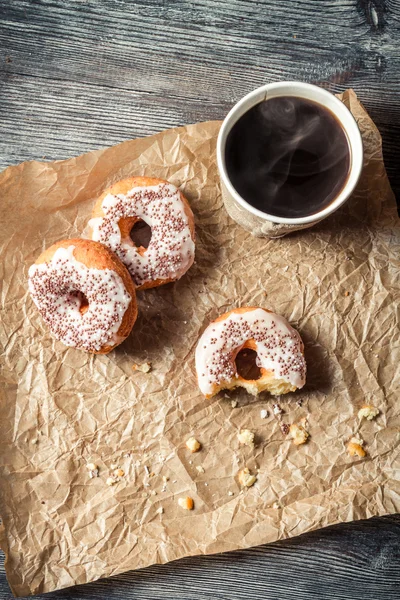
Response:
217,81,364,225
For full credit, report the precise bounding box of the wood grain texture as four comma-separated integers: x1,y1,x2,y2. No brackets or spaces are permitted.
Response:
1,0,400,598
0,0,400,197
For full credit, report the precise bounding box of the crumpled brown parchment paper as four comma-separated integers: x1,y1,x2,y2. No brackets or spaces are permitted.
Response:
0,89,399,597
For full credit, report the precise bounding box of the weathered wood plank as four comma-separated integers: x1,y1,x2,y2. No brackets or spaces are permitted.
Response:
1,0,400,196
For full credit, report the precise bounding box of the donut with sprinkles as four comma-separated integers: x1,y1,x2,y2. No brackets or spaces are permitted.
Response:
88,177,195,290
28,239,137,354
195,307,306,398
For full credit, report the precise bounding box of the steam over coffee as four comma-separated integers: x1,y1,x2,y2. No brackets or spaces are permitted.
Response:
225,97,351,219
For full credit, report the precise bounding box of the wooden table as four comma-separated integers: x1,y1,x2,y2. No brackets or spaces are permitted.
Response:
1,1,399,598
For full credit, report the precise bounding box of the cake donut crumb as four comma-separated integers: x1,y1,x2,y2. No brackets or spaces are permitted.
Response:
238,429,255,447
133,362,152,373
289,422,309,445
238,467,257,488
178,497,194,510
347,437,367,457
186,437,201,453
358,405,379,421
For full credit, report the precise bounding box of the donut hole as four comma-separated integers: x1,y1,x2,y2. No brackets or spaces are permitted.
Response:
235,349,262,381
130,220,152,249
75,291,89,315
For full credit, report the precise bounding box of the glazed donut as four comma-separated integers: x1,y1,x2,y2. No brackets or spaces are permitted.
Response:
195,307,306,398
88,177,195,290
28,239,137,354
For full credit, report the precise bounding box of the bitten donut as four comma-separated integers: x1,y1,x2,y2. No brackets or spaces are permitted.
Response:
28,239,137,354
195,307,306,398
88,177,195,290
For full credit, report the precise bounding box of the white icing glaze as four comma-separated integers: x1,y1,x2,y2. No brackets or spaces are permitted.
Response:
28,245,132,352
195,308,306,395
89,182,195,287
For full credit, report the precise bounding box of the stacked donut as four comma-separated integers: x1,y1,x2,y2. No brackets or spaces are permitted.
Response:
28,177,196,354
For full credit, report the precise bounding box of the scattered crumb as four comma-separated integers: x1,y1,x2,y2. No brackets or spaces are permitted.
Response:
238,467,257,488
196,465,205,474
178,496,194,510
347,437,366,457
283,266,289,272
150,472,155,477
204,482,208,486
228,491,234,496
144,465,150,476
296,398,303,407
86,463,99,478
5,56,12,63
113,468,125,478
344,291,350,297
186,437,201,453
238,429,255,447
110,463,119,470
260,409,268,419
156,506,164,514
358,405,380,421
151,490,157,496
280,422,290,436
162,475,169,482
289,423,309,445
231,400,238,408
106,477,117,486
273,403,283,416
272,501,281,509
132,362,151,373
173,479,177,483
31,439,38,444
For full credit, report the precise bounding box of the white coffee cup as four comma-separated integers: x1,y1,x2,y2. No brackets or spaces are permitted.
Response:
217,81,363,234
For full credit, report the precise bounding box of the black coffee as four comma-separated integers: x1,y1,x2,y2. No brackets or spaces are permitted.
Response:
225,96,351,218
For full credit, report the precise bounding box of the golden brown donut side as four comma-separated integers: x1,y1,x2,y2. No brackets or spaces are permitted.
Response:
34,238,137,354
89,177,195,290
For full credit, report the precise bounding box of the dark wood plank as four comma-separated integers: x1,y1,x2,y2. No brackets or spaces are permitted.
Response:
1,0,400,598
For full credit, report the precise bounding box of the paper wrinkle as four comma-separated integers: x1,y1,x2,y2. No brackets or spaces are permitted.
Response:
0,90,399,596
